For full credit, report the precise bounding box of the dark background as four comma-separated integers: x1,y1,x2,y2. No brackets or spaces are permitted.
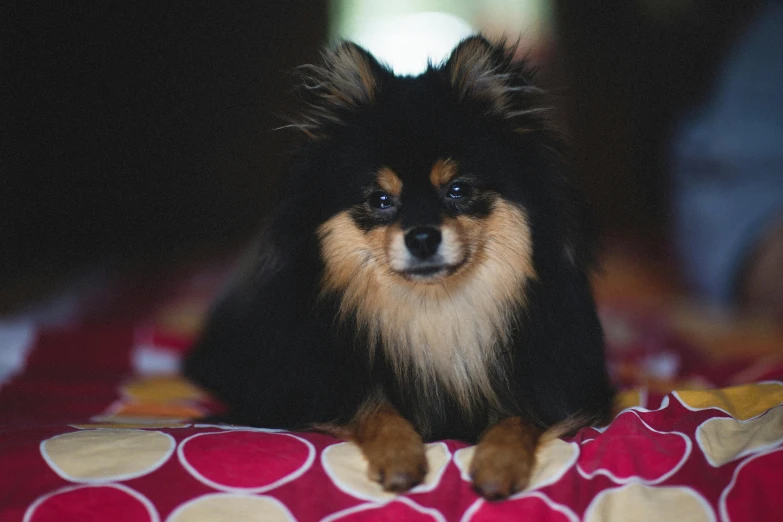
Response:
553,0,760,238
1,1,763,312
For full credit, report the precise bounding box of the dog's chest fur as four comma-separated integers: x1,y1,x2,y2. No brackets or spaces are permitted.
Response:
369,277,510,413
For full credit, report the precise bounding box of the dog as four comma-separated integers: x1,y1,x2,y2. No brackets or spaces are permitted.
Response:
183,35,614,500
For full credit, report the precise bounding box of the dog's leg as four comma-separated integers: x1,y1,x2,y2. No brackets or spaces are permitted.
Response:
470,416,543,500
352,402,428,492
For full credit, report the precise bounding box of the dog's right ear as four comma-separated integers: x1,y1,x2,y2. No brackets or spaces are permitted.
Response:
294,42,389,138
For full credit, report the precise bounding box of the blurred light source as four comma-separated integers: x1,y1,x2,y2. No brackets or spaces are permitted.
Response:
350,11,474,76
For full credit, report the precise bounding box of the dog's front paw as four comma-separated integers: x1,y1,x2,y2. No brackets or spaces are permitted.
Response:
469,442,534,500
366,439,428,492
469,417,540,500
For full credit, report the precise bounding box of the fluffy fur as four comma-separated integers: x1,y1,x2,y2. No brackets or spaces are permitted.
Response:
184,36,613,469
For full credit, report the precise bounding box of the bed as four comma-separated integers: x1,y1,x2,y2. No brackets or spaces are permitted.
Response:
1,245,781,521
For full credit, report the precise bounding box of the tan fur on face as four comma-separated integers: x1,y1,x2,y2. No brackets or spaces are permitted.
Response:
429,159,458,188
318,199,536,418
377,167,402,196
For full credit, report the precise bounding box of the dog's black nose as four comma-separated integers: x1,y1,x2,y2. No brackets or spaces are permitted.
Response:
404,227,442,259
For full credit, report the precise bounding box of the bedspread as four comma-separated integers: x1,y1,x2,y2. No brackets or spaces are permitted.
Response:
1,250,782,521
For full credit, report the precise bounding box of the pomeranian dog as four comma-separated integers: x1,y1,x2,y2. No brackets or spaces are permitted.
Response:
184,35,614,500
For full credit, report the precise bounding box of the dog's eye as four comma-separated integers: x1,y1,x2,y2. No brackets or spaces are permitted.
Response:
368,191,393,210
446,182,471,200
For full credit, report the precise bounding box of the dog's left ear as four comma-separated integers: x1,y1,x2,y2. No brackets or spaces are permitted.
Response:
443,36,549,128
295,41,389,138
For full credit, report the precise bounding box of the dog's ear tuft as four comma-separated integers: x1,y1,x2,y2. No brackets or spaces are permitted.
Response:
444,36,550,130
294,42,387,139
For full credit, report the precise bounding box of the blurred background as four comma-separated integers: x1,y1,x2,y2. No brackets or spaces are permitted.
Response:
3,0,781,321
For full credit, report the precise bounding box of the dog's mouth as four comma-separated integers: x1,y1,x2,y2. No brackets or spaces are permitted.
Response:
397,259,466,283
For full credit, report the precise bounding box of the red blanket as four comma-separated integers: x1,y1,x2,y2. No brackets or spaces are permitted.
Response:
1,251,782,521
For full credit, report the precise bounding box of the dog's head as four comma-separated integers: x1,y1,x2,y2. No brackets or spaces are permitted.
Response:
271,36,597,412
285,35,590,319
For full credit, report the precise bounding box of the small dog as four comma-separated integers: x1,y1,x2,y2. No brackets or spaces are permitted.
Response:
184,36,613,500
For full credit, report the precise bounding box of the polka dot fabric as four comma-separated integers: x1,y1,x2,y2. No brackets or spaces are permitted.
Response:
1,257,782,521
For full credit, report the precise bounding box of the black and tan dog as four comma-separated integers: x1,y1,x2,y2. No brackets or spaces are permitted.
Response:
184,36,613,500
